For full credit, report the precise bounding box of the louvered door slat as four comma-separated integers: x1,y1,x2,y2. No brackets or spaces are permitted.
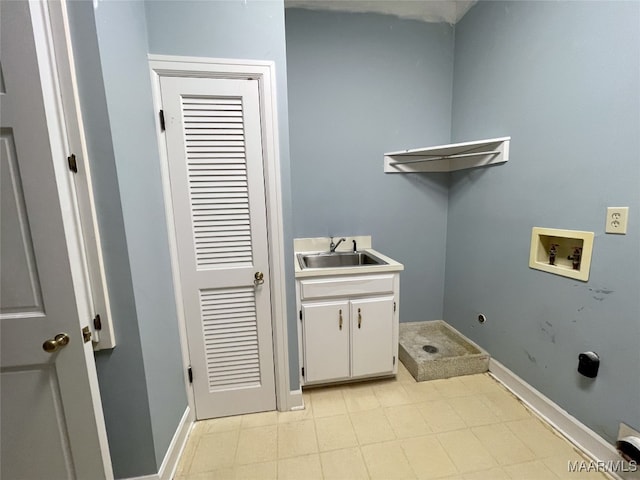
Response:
200,286,261,391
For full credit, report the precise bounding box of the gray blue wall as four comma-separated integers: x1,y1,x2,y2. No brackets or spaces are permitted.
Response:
445,1,640,441
66,2,158,477
70,2,296,475
67,2,639,475
67,1,187,476
285,8,454,322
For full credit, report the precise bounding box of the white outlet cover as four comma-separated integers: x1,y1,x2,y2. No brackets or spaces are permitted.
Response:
606,207,629,234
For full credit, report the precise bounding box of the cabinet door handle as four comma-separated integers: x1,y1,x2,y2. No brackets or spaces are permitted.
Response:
358,308,362,329
339,309,343,330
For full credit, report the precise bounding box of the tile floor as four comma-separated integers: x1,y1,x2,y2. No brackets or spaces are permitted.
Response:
175,363,609,479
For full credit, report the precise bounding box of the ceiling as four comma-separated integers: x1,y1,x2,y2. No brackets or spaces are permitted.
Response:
284,0,477,25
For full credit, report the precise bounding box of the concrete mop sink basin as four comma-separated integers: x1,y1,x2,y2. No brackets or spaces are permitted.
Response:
297,251,388,269
399,320,489,381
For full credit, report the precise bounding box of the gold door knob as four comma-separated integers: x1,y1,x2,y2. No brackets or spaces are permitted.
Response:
42,333,70,353
254,271,264,286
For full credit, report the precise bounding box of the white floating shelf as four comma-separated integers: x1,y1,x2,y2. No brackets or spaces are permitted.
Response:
384,136,510,173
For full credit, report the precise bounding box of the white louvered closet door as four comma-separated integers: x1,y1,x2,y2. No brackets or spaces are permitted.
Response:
160,76,275,419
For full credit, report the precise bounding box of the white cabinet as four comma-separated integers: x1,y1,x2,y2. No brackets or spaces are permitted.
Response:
350,296,395,378
302,300,350,383
297,274,399,386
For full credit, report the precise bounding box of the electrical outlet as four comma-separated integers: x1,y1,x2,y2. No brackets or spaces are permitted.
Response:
606,207,629,234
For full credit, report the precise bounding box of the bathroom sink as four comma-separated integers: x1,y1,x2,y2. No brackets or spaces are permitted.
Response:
297,251,388,269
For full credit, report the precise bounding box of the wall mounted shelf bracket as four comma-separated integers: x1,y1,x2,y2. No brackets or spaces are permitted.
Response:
384,137,510,173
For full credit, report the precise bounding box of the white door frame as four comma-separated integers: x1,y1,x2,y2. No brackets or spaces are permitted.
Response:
46,0,116,350
25,0,113,476
149,55,296,412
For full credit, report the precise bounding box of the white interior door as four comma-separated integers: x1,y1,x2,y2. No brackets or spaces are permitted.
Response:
0,2,110,479
160,76,276,419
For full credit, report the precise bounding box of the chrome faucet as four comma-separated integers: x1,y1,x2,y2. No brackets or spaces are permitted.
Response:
329,237,346,252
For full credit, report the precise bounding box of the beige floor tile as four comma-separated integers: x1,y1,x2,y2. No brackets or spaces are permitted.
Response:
175,432,199,475
176,375,604,480
235,425,277,465
277,419,318,459
315,414,358,451
431,377,475,398
506,418,575,459
308,388,348,418
471,424,536,466
416,400,467,433
362,441,417,479
397,363,417,383
176,467,236,479
385,404,433,438
235,460,277,479
302,391,313,408
277,454,323,479
448,396,501,427
320,447,369,480
189,420,209,438
461,467,511,479
403,381,443,403
542,453,610,479
401,435,458,479
190,430,239,473
373,382,413,407
204,415,242,434
503,460,559,479
240,410,278,429
343,384,382,412
350,407,396,445
457,374,500,394
278,405,314,424
478,389,531,422
437,429,498,473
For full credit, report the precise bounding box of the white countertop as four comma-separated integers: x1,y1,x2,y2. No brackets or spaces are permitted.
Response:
294,236,404,279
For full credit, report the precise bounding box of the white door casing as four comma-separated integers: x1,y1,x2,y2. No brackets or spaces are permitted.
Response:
0,1,111,478
159,76,276,418
49,0,116,350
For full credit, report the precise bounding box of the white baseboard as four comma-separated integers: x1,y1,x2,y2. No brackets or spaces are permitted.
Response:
159,406,194,480
124,406,194,480
288,388,304,411
490,358,639,480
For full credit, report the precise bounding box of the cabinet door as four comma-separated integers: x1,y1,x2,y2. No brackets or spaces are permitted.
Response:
351,296,395,378
302,300,350,384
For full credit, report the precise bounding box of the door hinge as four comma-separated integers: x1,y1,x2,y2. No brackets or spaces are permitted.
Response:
393,302,396,312
93,314,102,331
159,109,166,131
67,153,78,173
82,326,92,343
188,366,193,384
301,367,304,377
299,310,302,321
